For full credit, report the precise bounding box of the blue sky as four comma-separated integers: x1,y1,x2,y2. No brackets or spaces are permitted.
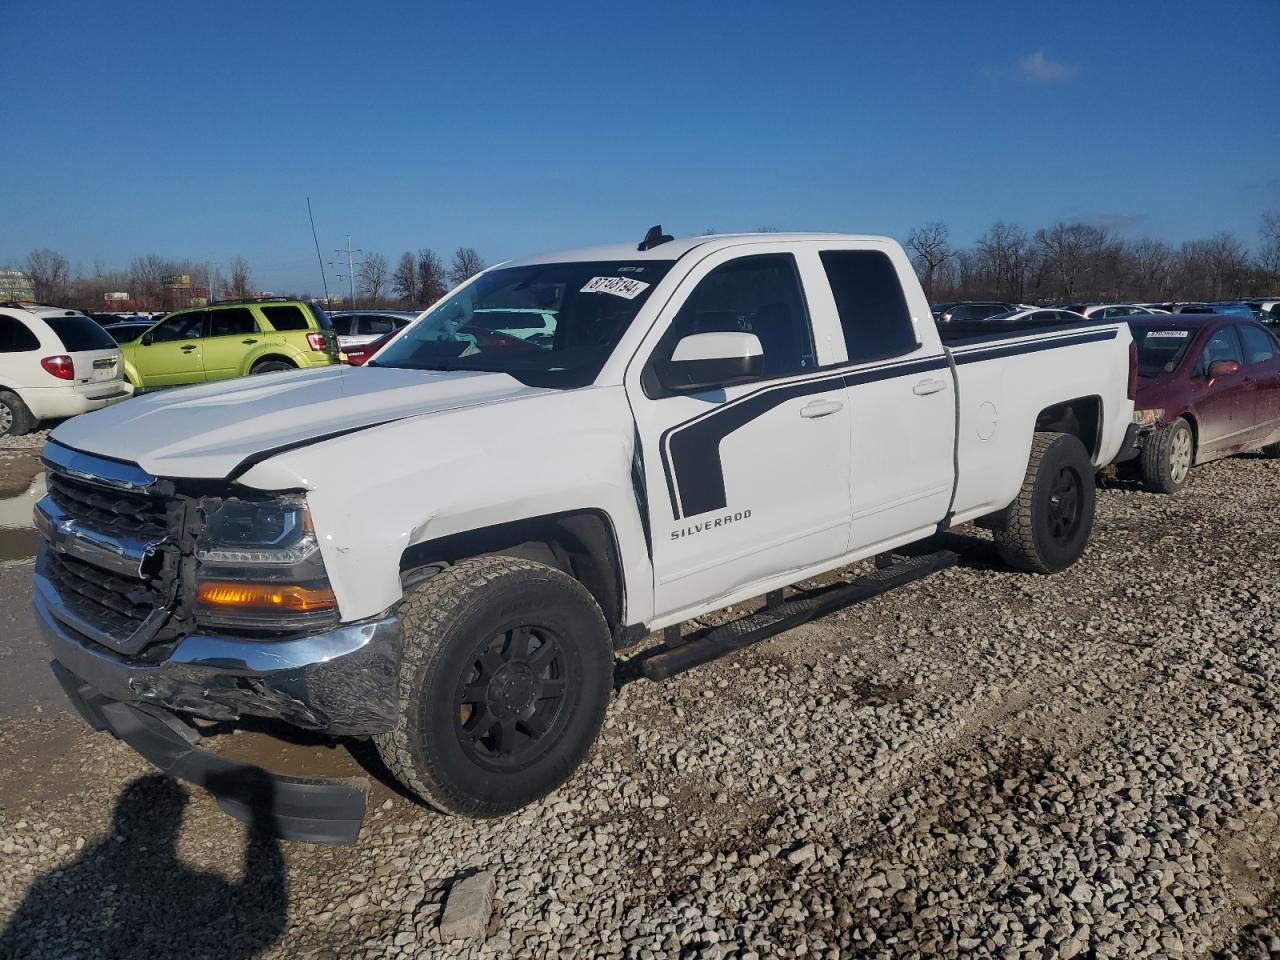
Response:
2,0,1277,294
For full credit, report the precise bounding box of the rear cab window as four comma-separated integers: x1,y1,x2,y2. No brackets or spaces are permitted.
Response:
44,315,117,352
818,250,918,365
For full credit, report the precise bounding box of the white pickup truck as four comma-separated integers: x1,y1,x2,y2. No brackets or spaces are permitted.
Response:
34,230,1138,840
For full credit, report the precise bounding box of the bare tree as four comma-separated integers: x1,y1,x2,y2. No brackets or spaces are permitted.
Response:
128,254,173,309
391,252,418,305
905,222,954,301
26,248,71,303
1258,212,1280,282
358,252,389,306
448,247,487,287
1125,238,1172,300
1202,232,1249,299
418,249,448,305
228,256,253,300
976,222,1032,302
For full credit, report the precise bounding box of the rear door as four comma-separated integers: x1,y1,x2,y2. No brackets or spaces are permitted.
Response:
1237,323,1280,445
133,310,207,385
816,246,956,550
627,246,852,620
1194,325,1250,457
202,307,261,380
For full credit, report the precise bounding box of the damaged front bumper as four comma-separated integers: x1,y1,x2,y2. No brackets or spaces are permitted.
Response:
33,584,402,736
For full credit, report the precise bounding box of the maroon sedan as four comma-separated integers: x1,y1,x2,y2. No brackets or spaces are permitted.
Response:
1128,315,1280,492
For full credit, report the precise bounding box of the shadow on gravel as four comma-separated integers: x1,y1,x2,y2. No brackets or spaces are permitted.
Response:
0,772,287,960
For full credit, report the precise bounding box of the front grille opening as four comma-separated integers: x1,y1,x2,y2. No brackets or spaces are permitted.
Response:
40,549,168,649
47,473,168,541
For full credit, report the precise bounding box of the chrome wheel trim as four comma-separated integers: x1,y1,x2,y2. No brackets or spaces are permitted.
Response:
0,401,12,436
1169,427,1192,483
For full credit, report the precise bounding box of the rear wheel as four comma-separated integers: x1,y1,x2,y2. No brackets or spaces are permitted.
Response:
251,359,295,374
0,391,33,438
1139,417,1193,493
375,555,613,817
993,432,1096,574
1260,440,1280,459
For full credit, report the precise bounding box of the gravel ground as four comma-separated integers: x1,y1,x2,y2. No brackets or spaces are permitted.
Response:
0,429,51,452
2,454,1279,959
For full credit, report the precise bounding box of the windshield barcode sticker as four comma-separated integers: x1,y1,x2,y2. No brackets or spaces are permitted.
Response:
1147,330,1189,338
580,276,650,299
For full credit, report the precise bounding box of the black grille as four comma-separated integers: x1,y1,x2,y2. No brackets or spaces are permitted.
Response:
47,473,168,541
39,548,169,647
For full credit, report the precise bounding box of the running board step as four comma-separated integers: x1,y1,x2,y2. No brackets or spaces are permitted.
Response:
640,550,958,682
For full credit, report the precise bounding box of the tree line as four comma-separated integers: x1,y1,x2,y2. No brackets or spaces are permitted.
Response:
10,245,489,313
906,213,1280,305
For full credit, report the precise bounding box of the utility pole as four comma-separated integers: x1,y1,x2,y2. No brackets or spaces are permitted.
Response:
335,236,362,309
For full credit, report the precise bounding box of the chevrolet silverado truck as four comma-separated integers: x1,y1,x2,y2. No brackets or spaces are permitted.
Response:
34,230,1138,841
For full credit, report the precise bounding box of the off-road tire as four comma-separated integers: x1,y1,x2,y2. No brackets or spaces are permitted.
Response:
374,555,613,818
1260,441,1280,459
251,359,295,374
0,390,34,438
993,432,1096,574
1138,417,1194,494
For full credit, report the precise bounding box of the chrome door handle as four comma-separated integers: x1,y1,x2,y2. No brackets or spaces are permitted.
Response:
800,399,844,419
913,378,947,396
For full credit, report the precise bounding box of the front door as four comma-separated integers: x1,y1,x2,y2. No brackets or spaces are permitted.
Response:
135,310,207,385
202,307,262,380
628,248,852,621
1193,325,1251,458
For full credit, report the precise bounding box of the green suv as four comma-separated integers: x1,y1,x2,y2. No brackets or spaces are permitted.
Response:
121,299,339,389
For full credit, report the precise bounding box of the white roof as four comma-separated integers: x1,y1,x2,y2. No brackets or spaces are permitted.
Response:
502,232,889,268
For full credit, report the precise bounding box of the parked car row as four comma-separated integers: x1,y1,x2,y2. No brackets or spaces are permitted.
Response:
932,299,1280,324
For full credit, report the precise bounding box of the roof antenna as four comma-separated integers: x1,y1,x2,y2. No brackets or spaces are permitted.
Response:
638,224,674,251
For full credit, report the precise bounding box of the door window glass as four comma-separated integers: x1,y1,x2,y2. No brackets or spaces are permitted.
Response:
819,250,918,364
1199,326,1244,371
359,315,397,336
207,307,258,337
660,254,815,378
1238,324,1277,366
150,312,205,342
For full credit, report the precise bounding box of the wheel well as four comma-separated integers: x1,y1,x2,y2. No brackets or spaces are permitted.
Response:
399,510,626,642
1178,412,1199,460
252,354,296,371
1034,395,1102,459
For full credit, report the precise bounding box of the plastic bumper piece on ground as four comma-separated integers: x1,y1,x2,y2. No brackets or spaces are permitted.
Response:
51,661,369,845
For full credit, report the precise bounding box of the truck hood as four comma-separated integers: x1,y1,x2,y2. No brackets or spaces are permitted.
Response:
50,365,552,479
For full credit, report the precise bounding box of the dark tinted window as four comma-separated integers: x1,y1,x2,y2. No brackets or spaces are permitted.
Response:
108,324,149,344
261,305,310,331
208,307,258,337
150,311,205,342
359,315,398,335
1200,326,1244,370
330,314,355,336
819,250,917,364
0,314,40,353
1238,324,1277,365
45,316,117,351
661,254,815,378
308,303,332,330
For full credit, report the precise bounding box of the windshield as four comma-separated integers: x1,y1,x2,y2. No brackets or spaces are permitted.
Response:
1132,325,1196,376
372,260,674,387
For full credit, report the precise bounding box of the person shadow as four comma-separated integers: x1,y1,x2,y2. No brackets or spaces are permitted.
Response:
0,770,288,960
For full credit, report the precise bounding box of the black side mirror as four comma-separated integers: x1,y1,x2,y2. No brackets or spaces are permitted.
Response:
140,332,154,346
656,332,765,393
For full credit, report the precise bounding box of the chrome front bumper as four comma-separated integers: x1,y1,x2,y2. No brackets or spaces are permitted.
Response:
34,587,402,736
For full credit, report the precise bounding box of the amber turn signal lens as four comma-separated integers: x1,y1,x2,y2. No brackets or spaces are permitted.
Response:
196,580,337,612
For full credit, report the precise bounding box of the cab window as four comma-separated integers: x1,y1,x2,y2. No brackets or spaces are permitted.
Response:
261,305,309,331
819,250,918,364
657,254,815,379
150,311,205,342
207,307,258,337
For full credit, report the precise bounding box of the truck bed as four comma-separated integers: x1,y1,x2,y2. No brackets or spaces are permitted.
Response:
938,317,1103,347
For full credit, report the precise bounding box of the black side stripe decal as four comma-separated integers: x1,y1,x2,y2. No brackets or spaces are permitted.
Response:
657,326,1120,521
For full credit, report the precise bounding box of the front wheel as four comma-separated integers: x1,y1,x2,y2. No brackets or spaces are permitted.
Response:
1139,417,1194,493
374,555,613,817
993,432,1096,574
